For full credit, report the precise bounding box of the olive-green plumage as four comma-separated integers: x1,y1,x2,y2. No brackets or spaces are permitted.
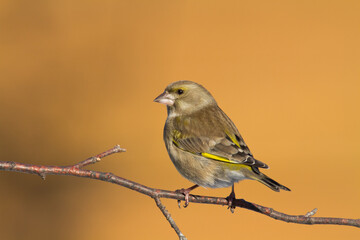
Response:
154,80,290,192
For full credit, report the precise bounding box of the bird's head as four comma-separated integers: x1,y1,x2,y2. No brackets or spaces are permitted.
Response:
154,80,217,115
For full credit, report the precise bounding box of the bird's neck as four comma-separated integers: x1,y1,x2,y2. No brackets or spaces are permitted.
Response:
167,102,217,119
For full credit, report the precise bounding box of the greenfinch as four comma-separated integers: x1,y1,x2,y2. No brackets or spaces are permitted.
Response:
154,81,290,207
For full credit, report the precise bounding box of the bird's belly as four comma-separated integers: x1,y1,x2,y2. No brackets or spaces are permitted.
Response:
167,145,250,188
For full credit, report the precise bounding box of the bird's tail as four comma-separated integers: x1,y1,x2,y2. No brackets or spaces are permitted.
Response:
255,172,290,192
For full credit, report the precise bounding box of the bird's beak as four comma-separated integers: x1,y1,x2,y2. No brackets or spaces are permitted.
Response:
154,91,175,106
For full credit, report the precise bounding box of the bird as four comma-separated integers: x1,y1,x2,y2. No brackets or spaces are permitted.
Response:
154,80,290,209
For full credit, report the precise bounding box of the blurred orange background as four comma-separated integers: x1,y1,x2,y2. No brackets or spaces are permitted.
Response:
0,1,359,239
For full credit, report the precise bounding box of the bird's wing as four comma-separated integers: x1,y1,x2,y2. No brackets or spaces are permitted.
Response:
172,131,268,169
170,105,269,169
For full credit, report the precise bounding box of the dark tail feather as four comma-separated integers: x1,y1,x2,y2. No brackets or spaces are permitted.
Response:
256,173,291,192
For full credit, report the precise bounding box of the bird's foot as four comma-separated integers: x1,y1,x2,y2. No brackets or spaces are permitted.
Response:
226,186,236,213
175,184,198,208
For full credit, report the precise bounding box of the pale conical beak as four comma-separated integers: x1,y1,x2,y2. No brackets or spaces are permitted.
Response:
154,91,175,106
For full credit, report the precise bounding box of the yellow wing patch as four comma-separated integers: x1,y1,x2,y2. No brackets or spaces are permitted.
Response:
201,152,236,163
201,152,251,170
225,131,241,148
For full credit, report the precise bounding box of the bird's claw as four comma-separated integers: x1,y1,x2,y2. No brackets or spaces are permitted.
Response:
175,188,191,208
226,188,236,213
175,185,198,208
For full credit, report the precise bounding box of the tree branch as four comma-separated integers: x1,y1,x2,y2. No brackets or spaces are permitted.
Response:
1,145,359,239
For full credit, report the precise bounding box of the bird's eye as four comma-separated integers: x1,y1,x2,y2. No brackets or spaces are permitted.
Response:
177,89,184,95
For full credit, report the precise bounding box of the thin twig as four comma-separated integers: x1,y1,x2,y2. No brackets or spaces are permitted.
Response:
72,144,126,168
0,145,359,239
154,197,187,240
